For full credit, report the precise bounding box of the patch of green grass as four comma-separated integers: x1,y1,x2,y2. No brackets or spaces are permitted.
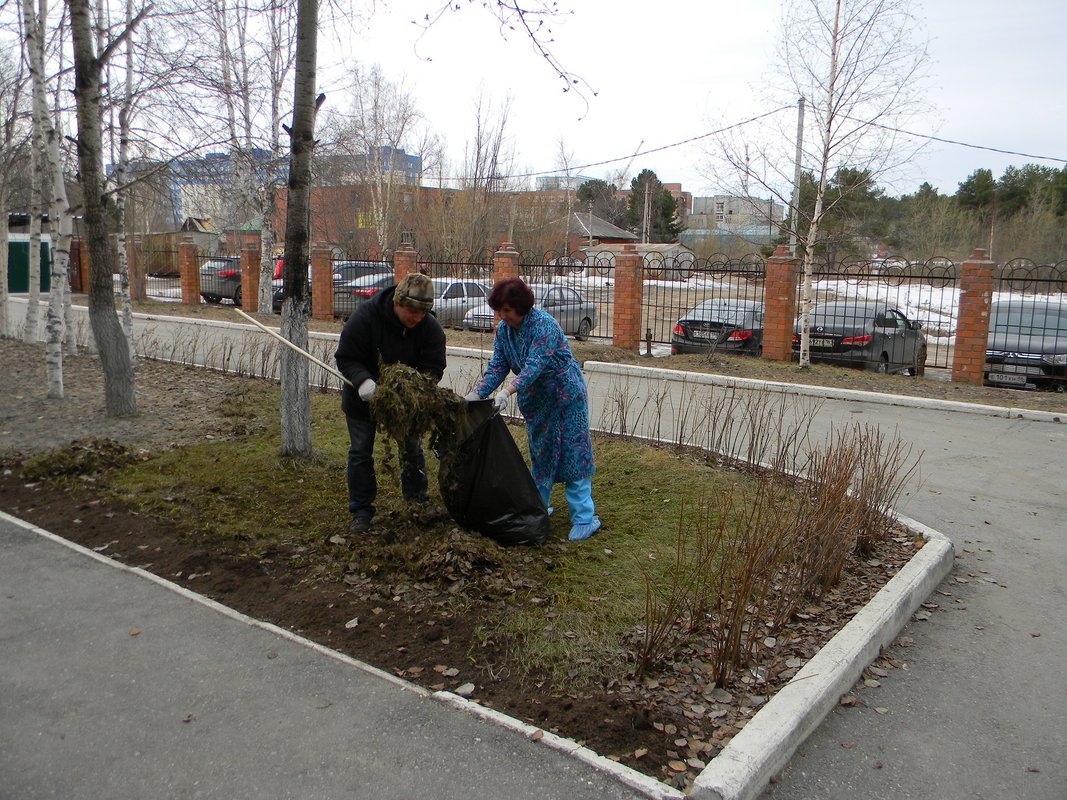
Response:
95,384,764,690
498,436,756,686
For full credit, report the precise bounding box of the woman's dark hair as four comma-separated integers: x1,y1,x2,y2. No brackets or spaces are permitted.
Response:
487,277,535,315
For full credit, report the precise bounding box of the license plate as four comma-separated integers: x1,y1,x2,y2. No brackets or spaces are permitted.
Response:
690,330,714,341
996,363,1042,375
811,337,835,348
988,372,1027,385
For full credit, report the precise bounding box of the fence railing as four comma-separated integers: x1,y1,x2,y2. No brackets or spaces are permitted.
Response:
111,240,1067,383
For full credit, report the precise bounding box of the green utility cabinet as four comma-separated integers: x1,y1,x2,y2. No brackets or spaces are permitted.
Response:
7,238,52,292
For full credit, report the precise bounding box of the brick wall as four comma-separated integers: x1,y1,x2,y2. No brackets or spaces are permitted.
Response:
612,244,642,351
762,245,799,362
178,237,199,305
240,243,259,310
952,249,995,385
311,247,333,320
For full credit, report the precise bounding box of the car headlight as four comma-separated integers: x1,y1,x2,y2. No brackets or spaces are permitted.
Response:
1042,353,1067,366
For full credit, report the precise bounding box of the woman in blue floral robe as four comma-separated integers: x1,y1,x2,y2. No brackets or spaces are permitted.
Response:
467,278,601,542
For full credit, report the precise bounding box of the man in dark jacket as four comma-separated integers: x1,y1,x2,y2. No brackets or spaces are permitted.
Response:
334,273,446,533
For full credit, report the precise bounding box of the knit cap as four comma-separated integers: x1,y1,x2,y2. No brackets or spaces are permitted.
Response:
394,273,435,311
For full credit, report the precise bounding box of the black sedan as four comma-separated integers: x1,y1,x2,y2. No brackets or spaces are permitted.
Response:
793,301,927,375
671,299,764,355
985,299,1067,390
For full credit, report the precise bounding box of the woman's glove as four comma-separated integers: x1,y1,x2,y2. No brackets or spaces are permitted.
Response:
463,391,480,402
358,379,377,401
492,392,509,412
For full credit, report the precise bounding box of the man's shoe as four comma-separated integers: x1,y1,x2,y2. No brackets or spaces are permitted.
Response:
349,513,373,533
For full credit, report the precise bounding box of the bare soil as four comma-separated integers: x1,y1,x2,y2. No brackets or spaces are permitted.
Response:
0,326,1059,792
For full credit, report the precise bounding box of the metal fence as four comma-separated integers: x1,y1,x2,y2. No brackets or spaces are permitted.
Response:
131,243,1065,382
799,257,960,370
987,259,1067,389
142,248,182,302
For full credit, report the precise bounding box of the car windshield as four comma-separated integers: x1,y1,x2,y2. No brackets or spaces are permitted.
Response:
992,305,1067,334
811,306,885,327
692,302,758,325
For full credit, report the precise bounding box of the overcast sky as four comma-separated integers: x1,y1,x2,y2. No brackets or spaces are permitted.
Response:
320,0,1067,200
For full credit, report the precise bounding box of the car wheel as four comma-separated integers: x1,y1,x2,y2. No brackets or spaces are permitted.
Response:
232,286,242,308
576,318,593,341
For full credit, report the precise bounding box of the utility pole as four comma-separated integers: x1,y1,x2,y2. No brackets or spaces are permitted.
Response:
641,178,651,244
788,95,805,257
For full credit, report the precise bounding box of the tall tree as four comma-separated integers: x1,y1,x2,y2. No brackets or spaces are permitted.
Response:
276,0,318,457
955,168,996,215
624,168,681,243
773,0,930,368
67,0,148,415
24,0,76,394
575,178,626,230
0,49,31,339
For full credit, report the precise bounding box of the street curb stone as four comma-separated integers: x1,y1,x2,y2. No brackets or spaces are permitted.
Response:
688,515,954,800
583,361,1065,424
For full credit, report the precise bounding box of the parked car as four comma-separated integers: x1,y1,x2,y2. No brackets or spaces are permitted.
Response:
671,299,764,355
333,272,395,319
792,301,927,375
332,260,391,286
430,278,491,328
199,257,242,306
984,299,1067,390
463,283,597,339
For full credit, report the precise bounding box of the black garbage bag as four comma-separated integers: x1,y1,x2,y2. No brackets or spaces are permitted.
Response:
436,399,549,547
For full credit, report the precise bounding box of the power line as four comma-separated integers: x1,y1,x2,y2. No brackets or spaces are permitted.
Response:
422,107,1067,188
507,106,795,181
843,115,1067,166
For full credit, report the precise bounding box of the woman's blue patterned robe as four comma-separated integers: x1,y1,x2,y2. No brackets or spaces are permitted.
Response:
474,307,595,488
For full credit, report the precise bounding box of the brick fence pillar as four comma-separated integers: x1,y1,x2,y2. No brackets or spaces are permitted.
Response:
492,242,519,284
128,236,146,302
393,242,417,285
762,244,800,361
240,241,259,310
612,244,642,352
178,236,199,306
952,248,995,385
311,246,333,320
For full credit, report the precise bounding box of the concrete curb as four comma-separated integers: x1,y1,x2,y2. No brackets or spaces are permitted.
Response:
688,516,955,800
583,361,1065,424
433,692,684,800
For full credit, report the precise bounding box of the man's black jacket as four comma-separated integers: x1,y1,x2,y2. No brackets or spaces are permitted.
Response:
334,286,447,421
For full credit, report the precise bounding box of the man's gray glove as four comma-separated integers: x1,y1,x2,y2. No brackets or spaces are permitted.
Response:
358,379,376,401
463,391,480,402
492,392,509,412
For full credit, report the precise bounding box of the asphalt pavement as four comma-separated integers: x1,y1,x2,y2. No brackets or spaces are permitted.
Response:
2,297,1066,799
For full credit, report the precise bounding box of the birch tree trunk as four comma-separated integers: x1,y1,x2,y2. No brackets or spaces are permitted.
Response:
0,56,24,340
68,0,142,416
797,0,841,370
25,0,76,393
278,0,318,458
114,0,136,360
22,113,42,343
